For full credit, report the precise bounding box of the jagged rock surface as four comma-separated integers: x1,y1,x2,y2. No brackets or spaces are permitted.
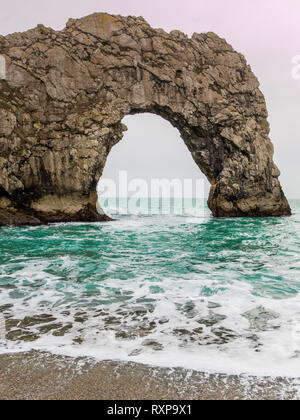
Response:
0,13,291,225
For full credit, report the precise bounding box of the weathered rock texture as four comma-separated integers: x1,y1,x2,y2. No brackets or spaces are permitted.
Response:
0,13,291,225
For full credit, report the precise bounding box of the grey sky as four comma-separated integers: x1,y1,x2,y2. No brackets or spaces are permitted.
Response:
1,0,299,198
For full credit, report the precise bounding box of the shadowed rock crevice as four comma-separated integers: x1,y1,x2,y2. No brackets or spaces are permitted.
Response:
0,12,291,225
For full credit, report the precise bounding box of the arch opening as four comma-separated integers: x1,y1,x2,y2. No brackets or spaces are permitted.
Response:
97,113,209,218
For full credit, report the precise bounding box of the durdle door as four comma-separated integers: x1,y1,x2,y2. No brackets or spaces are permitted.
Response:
0,13,291,225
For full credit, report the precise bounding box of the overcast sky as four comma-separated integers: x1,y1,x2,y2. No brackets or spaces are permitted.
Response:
1,0,299,198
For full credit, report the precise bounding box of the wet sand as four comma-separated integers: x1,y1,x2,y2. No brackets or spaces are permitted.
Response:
0,351,299,400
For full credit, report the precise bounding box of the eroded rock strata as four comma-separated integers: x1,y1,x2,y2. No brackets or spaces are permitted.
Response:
0,13,291,225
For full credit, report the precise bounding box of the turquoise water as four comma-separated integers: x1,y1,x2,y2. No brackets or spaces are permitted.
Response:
0,200,300,377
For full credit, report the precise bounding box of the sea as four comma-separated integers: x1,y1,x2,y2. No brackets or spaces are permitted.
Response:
0,198,300,381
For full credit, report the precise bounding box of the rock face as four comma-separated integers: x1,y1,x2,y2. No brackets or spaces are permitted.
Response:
0,13,291,225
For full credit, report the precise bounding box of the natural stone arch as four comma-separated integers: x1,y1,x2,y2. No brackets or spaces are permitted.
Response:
0,13,291,225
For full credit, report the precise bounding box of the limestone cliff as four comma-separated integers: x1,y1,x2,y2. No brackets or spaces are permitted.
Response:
0,13,291,225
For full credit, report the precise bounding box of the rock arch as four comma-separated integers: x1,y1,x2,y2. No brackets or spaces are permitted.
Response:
0,13,291,225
